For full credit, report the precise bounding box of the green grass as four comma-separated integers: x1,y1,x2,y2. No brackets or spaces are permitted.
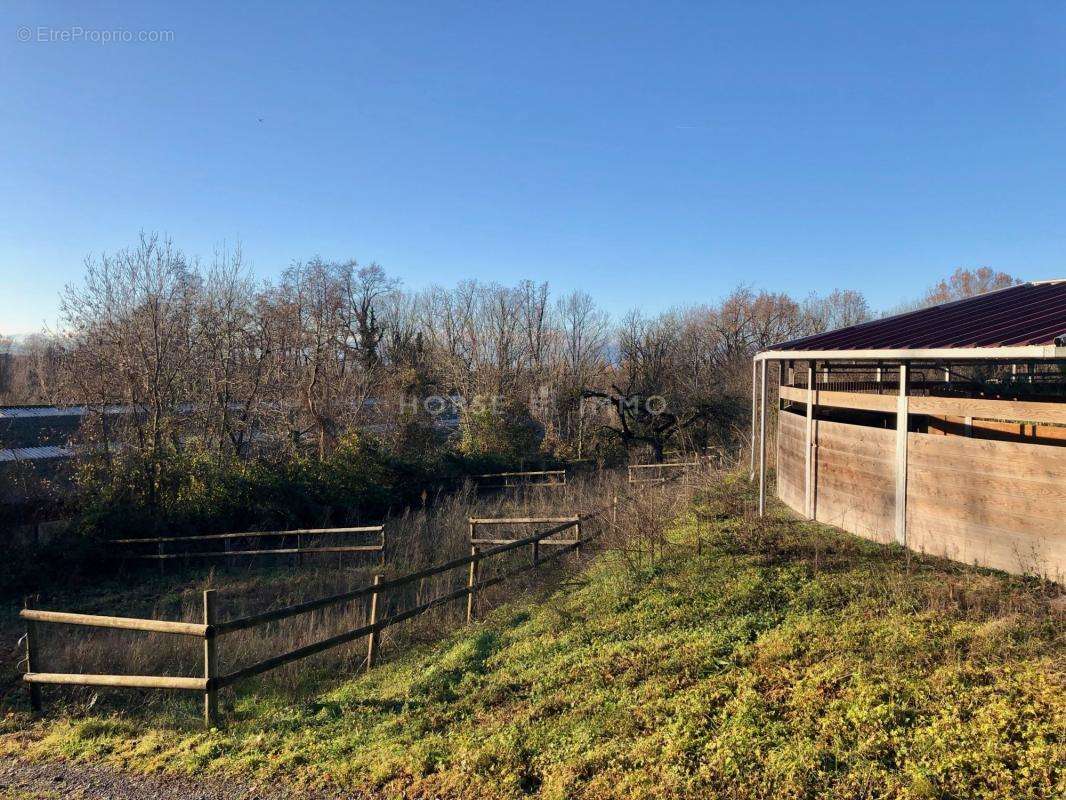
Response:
4,505,1063,800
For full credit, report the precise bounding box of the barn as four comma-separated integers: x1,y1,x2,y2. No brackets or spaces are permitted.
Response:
751,280,1066,581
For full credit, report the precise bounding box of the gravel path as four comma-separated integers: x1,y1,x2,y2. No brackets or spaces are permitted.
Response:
0,758,355,800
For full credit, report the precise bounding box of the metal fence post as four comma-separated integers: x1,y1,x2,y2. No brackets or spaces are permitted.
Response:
202,590,218,727
23,596,43,715
466,546,479,624
367,574,382,667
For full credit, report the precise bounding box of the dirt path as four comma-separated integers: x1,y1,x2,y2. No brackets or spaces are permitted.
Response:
0,758,354,800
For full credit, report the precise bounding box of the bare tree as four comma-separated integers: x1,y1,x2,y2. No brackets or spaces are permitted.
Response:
803,289,872,334
59,233,199,507
921,267,1021,306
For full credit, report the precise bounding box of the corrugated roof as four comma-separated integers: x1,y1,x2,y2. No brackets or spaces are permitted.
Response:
767,280,1066,352
0,446,75,462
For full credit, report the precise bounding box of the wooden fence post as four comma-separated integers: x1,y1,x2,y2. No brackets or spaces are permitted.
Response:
575,520,583,557
202,590,218,728
367,574,382,668
379,528,386,567
23,597,43,715
466,546,479,624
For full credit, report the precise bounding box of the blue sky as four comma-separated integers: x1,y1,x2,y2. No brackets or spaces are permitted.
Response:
2,1,1065,333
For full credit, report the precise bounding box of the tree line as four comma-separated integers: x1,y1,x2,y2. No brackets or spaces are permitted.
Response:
0,235,1018,511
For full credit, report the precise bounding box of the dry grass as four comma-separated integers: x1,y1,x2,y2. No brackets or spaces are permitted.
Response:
3,468,650,719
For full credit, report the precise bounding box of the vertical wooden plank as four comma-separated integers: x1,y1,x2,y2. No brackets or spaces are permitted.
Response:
575,521,582,557
202,590,218,728
804,363,816,520
23,596,43,715
379,528,386,567
758,359,768,516
465,547,479,624
367,574,382,667
894,363,910,546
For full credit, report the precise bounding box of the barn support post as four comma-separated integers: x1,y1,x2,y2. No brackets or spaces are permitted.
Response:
776,362,784,499
757,358,768,516
894,363,910,546
749,358,758,481
804,362,816,519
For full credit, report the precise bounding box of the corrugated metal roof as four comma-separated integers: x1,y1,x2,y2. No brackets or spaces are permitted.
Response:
0,446,76,462
0,404,134,419
767,280,1066,352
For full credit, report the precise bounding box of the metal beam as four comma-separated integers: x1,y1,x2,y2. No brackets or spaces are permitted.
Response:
894,363,909,546
758,359,768,516
804,362,815,520
755,345,1065,362
749,358,757,480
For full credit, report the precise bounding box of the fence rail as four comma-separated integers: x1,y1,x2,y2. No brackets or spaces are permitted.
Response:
468,516,581,546
21,509,605,726
112,525,386,568
627,461,699,483
472,469,567,489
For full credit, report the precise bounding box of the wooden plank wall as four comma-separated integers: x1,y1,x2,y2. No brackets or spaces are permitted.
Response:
813,418,896,545
907,434,1066,580
776,404,1066,581
776,410,806,512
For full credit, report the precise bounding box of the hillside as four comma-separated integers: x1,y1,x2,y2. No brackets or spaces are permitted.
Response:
3,499,1063,800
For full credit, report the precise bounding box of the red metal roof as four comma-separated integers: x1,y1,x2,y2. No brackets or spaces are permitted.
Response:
767,280,1066,352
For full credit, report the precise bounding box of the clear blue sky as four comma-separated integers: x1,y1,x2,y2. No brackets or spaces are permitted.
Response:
2,1,1065,333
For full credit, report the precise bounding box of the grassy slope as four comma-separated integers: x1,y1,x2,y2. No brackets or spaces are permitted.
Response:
3,505,1063,800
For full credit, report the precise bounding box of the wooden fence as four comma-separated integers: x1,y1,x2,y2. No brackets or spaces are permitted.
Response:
627,461,699,484
21,511,604,726
112,525,386,570
472,469,567,489
469,516,582,552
